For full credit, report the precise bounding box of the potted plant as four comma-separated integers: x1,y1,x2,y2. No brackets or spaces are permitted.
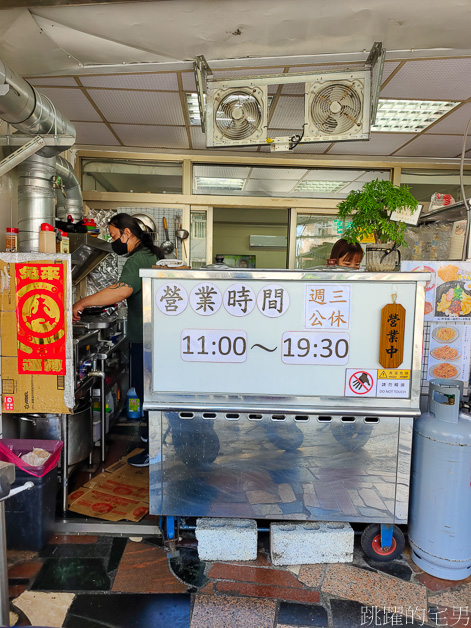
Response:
337,179,419,271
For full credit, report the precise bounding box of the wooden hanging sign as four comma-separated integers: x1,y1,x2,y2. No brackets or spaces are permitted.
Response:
379,300,406,368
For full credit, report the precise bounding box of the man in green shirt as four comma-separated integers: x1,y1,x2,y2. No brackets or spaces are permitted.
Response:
73,213,164,466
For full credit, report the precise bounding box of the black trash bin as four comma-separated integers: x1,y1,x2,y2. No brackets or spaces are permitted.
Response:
0,439,62,551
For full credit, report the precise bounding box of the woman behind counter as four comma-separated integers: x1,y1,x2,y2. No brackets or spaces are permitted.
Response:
328,238,364,269
73,213,165,467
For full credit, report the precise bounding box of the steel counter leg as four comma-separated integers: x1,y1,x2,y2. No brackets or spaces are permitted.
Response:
61,413,69,516
100,360,106,463
0,502,10,627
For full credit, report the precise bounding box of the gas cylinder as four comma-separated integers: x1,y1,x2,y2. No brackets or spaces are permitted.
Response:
408,379,471,580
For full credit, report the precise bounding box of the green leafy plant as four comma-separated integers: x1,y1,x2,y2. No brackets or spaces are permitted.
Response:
337,179,418,247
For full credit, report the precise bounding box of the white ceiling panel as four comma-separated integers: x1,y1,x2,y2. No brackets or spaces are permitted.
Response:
33,87,102,122
281,84,305,95
380,62,401,86
250,167,307,180
380,58,471,101
181,72,197,92
111,124,189,149
357,170,390,182
28,77,78,87
80,73,179,91
88,90,185,125
0,9,72,76
194,165,252,178
31,14,166,66
303,169,365,181
328,133,416,156
339,181,370,194
269,97,305,129
244,179,298,194
424,102,471,135
190,126,206,149
73,122,120,146
393,134,471,158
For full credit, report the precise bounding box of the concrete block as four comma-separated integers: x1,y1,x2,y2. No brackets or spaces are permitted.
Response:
196,518,257,561
270,521,354,566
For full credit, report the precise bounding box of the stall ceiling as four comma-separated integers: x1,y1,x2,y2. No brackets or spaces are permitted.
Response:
1,1,471,159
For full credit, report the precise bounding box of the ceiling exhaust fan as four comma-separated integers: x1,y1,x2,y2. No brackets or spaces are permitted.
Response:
194,42,385,151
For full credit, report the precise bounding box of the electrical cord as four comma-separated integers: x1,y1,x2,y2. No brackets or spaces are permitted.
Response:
289,123,307,150
460,115,471,260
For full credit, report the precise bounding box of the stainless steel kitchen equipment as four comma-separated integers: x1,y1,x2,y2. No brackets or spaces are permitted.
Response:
69,233,112,284
73,305,128,461
175,220,189,259
142,268,430,556
160,216,174,255
134,213,157,236
18,401,92,466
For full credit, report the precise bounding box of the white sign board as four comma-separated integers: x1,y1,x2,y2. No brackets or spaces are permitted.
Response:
145,272,426,410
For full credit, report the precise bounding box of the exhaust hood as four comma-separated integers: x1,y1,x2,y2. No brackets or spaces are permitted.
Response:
69,233,112,284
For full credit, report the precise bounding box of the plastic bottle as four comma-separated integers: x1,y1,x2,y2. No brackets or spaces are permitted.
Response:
38,223,56,253
126,387,141,419
57,230,69,254
5,227,18,252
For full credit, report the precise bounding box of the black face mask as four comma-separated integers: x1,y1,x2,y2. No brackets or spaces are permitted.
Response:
111,237,129,256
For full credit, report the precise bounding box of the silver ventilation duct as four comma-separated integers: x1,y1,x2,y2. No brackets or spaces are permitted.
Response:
0,59,81,251
56,155,83,224
17,154,57,252
0,60,75,158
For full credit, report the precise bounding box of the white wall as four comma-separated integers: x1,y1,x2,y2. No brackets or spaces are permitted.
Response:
213,207,289,269
0,148,18,251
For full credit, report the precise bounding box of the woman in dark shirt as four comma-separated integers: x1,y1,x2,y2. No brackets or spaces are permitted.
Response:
73,213,164,466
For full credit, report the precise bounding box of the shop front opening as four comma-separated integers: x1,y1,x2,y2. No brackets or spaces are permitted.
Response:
212,207,289,269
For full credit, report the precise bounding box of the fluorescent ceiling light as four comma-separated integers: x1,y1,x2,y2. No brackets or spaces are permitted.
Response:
196,177,245,190
372,99,460,133
187,93,273,126
295,180,348,193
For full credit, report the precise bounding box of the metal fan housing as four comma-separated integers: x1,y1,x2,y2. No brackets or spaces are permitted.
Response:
206,86,268,147
305,71,371,142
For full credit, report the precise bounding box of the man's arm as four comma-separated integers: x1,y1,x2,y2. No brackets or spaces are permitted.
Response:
73,282,133,321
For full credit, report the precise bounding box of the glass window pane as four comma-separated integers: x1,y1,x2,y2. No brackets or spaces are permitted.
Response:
193,164,390,199
295,215,350,269
81,158,182,194
190,211,207,268
401,169,471,205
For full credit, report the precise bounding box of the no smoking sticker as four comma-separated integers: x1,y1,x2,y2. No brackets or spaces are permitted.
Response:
345,369,377,397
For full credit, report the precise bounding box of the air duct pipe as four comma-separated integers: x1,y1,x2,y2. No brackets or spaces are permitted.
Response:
0,60,75,158
0,59,80,251
17,154,57,252
55,155,83,224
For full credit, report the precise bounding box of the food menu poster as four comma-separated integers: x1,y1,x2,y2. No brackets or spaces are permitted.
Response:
401,261,471,322
427,322,470,383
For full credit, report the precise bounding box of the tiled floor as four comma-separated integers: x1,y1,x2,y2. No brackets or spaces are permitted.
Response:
7,531,471,627
6,424,471,627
